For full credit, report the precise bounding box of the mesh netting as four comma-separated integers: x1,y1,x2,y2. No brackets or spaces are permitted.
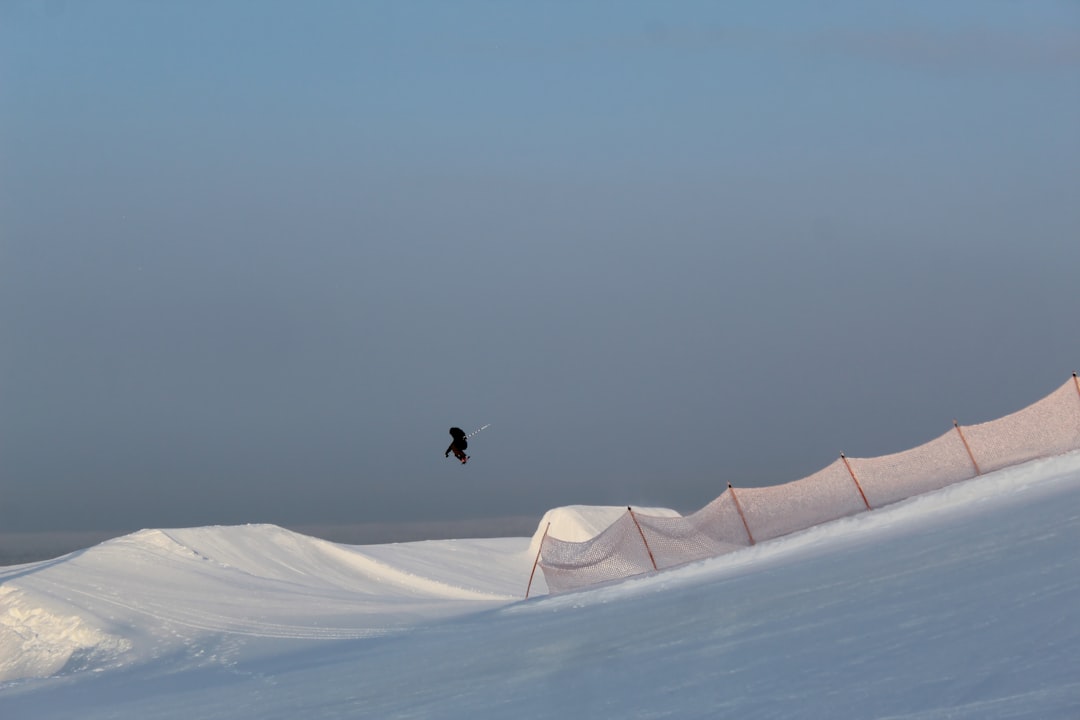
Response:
634,493,751,570
847,428,977,509
962,381,1080,474
539,378,1080,594
735,459,867,543
538,512,656,593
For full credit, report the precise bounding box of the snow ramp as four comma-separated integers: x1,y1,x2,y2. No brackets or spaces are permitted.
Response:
0,525,529,682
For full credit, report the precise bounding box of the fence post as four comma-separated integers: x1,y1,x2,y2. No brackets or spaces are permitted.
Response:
525,522,550,599
954,420,982,476
627,507,658,571
840,453,873,510
1073,372,1079,401
727,484,756,545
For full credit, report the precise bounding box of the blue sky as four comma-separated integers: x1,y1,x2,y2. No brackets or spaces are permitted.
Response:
1,1,1078,534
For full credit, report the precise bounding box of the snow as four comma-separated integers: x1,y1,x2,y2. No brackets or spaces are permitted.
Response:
2,453,1080,718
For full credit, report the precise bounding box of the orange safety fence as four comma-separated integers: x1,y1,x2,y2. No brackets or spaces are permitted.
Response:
538,375,1080,594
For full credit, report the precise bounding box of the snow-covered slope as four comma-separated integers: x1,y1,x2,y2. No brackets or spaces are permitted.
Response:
0,525,532,684
2,452,1079,718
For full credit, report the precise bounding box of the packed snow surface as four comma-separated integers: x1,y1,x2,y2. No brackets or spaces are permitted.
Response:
2,452,1080,718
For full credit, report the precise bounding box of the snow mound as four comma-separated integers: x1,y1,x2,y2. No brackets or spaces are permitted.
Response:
0,525,533,682
117,524,513,599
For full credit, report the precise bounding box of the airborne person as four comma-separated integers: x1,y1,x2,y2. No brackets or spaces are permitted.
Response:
444,424,490,465
445,427,469,464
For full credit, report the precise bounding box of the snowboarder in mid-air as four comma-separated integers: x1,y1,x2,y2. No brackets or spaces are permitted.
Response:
446,427,469,464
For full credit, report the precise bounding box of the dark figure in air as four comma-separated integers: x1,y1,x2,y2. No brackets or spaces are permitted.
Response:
445,427,469,464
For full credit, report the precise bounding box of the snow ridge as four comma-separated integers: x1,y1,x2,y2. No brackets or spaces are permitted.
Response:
0,525,531,683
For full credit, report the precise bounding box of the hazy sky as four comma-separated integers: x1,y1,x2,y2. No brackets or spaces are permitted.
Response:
2,1,1078,535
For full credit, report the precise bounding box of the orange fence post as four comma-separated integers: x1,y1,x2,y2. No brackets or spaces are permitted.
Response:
954,420,982,476
627,507,658,571
727,484,756,545
840,453,873,510
1073,372,1079,401
525,522,550,599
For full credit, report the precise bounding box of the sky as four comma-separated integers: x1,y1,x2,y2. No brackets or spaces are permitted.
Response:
1,1,1079,535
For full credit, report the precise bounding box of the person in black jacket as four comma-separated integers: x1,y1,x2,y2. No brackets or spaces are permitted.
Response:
445,427,469,464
